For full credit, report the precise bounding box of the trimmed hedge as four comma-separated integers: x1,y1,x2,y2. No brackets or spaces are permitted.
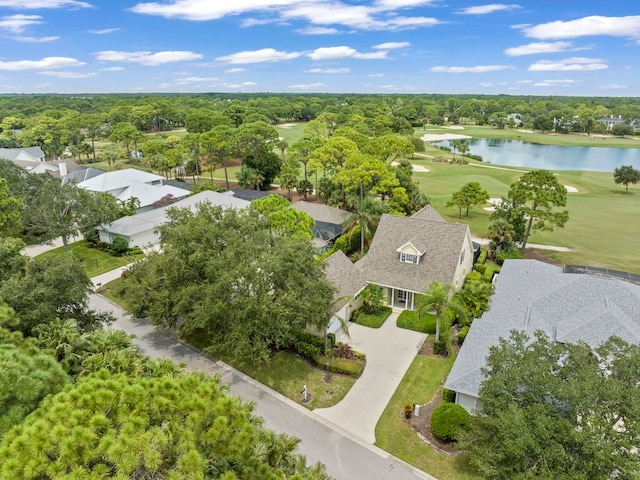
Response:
397,310,436,334
477,248,488,265
484,264,501,282
430,403,470,443
464,271,482,285
473,263,486,274
458,326,469,345
432,340,446,355
496,247,524,265
311,355,364,378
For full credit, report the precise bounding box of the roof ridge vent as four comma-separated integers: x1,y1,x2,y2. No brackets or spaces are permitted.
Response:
605,297,611,309
524,305,532,326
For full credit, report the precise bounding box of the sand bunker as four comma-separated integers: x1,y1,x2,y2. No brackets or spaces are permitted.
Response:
421,133,472,142
278,123,296,128
391,161,430,173
564,185,579,193
483,197,503,212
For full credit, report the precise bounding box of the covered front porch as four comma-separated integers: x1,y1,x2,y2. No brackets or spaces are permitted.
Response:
381,286,417,310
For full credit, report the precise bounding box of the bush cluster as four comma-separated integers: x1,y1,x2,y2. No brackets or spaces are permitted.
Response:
442,388,456,403
432,340,446,355
495,247,524,265
484,264,502,282
430,403,470,443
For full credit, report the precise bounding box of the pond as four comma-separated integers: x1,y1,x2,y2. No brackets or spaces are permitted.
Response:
434,138,640,172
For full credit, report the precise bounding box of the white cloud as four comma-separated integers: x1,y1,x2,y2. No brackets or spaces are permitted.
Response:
131,0,302,20
38,70,96,78
225,68,248,73
598,83,628,89
308,46,387,60
132,0,441,31
430,64,514,73
95,50,203,65
0,0,92,8
216,48,301,64
369,72,384,77
240,18,276,27
296,26,339,35
458,4,520,15
14,35,59,42
307,67,350,73
101,66,124,71
528,57,607,71
289,82,326,89
520,15,640,41
223,81,257,88
533,79,575,86
88,27,120,34
0,14,42,33
373,41,410,49
174,75,220,84
0,56,84,70
504,41,577,56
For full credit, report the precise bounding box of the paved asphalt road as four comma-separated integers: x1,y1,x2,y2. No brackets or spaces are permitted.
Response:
89,294,436,480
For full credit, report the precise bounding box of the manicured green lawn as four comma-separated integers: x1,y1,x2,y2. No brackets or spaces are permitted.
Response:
183,331,356,410
36,241,143,277
355,306,392,328
275,122,307,145
375,353,481,480
216,350,356,410
397,310,437,334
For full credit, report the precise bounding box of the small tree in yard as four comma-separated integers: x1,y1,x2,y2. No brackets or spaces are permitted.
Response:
447,181,489,218
613,165,640,192
359,284,384,314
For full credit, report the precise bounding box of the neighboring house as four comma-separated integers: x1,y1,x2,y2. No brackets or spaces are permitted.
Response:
596,115,626,130
230,188,286,201
6,154,84,179
76,168,191,213
506,113,523,126
0,146,45,163
61,167,106,185
292,200,350,250
97,190,250,248
323,250,367,337
355,205,474,310
444,259,640,412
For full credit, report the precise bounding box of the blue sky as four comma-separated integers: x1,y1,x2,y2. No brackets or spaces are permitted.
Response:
0,0,638,95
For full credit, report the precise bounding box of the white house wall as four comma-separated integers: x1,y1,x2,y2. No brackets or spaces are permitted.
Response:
456,392,482,413
452,230,474,289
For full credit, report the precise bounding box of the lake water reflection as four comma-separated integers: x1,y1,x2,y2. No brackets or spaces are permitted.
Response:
435,138,640,172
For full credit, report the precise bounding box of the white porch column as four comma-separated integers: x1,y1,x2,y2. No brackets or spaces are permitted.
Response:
410,292,415,311
390,288,395,308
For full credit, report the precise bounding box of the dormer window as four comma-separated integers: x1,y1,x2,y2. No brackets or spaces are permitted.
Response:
401,252,418,264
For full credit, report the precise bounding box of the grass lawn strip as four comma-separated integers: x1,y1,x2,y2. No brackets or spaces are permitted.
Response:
36,240,143,277
375,353,480,480
397,310,436,334
355,306,392,328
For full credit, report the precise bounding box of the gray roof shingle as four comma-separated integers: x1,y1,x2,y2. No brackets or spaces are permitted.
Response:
324,250,367,305
355,213,470,293
292,201,350,226
445,259,640,398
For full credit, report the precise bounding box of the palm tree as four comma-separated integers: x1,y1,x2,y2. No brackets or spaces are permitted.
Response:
324,295,352,355
342,193,387,253
418,281,464,343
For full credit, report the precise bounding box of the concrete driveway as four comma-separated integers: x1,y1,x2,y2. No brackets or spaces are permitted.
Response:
314,310,427,444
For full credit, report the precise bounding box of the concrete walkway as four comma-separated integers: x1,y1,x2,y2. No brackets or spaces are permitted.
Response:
315,310,427,444
89,293,436,480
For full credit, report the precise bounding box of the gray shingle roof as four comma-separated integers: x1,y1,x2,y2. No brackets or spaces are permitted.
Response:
411,205,447,223
0,147,45,162
445,259,640,398
324,250,367,305
62,167,105,185
292,201,350,226
356,213,470,293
